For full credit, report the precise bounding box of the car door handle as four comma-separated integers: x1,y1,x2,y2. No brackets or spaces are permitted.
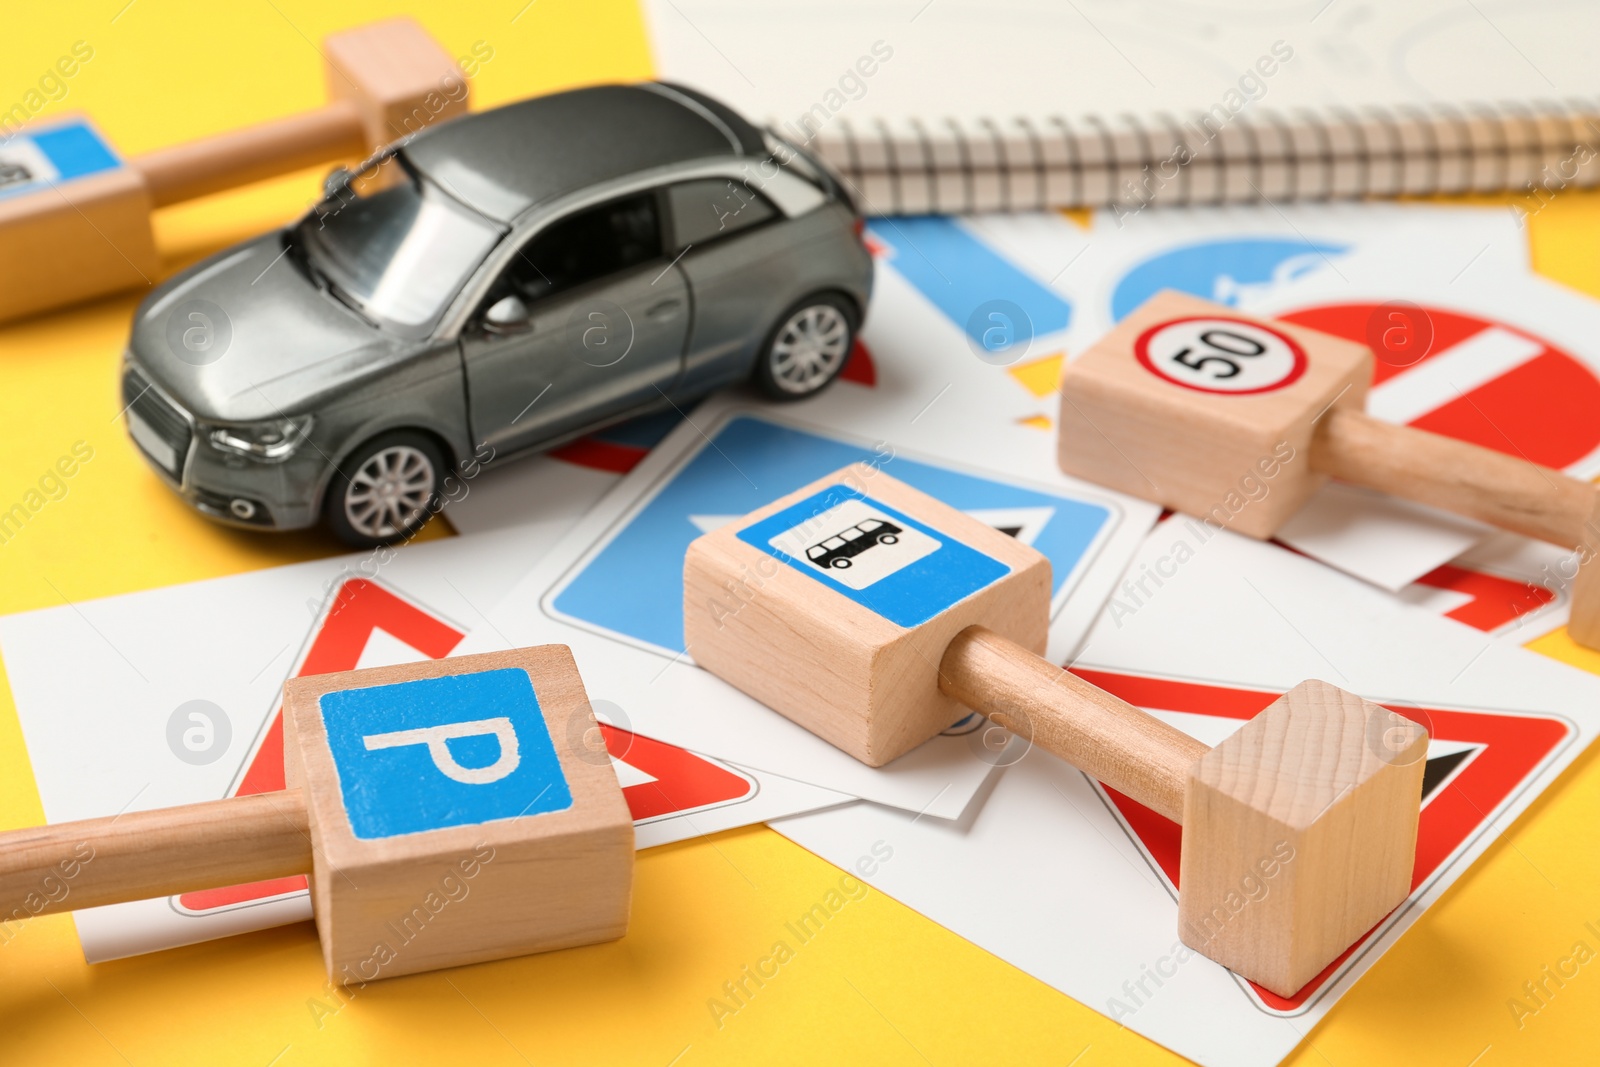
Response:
646,299,683,319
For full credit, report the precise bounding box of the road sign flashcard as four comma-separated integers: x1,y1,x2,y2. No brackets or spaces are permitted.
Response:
1057,201,1529,355
544,412,1126,661
1250,258,1600,478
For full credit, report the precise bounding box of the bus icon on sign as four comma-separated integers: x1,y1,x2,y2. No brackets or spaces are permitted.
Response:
805,519,903,570
768,497,942,593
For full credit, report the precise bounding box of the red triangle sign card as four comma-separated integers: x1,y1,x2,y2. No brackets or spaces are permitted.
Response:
178,579,467,913
1073,667,1573,1013
601,723,756,822
180,578,762,914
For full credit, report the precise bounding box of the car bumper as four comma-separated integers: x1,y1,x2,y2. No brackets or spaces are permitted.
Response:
122,361,322,531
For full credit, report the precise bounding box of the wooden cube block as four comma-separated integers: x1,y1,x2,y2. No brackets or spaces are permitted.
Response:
283,645,632,983
324,18,469,146
1178,680,1426,996
1058,290,1372,539
684,462,1051,766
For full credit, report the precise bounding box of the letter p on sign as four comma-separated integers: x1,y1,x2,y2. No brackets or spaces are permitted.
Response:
364,718,522,785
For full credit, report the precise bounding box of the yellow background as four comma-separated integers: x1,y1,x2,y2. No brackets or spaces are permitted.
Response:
1,3,1598,1063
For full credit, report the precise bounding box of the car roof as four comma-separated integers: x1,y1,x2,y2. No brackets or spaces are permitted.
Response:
401,82,766,223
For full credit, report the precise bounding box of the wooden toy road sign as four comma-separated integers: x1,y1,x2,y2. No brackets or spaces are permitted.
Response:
1056,290,1600,649
0,646,632,984
0,17,469,324
684,463,1429,997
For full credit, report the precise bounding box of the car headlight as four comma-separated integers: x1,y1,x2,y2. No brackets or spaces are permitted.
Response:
203,415,314,462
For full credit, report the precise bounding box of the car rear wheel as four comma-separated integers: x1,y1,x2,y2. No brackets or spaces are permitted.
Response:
752,294,857,400
323,430,446,547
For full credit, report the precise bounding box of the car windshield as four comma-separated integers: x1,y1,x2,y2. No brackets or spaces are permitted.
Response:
296,162,504,335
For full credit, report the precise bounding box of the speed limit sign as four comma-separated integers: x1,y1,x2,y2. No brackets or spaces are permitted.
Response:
1134,316,1308,395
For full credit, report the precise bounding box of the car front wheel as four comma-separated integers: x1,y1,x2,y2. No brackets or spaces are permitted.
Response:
752,294,857,400
323,430,446,547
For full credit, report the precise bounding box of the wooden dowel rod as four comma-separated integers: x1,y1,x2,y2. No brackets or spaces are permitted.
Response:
1312,407,1597,548
131,101,367,208
0,790,311,917
937,627,1210,822
1572,494,1600,648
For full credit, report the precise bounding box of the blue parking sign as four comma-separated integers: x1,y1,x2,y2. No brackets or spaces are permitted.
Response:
318,668,572,840
547,414,1114,652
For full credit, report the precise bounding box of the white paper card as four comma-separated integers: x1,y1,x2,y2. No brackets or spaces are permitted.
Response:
0,525,850,962
773,519,1600,1067
1275,482,1492,592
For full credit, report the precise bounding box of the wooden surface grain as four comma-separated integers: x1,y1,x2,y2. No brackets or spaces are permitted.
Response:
685,462,1052,767
283,643,633,982
131,101,366,207
0,790,310,916
1180,680,1427,997
1056,289,1372,539
1313,406,1597,548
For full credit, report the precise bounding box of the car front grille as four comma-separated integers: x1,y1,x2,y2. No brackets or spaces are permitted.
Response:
122,362,192,480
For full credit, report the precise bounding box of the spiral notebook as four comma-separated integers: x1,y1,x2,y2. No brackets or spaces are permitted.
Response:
645,0,1600,214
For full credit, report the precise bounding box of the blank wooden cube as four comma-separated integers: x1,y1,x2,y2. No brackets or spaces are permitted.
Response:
684,462,1051,766
1178,680,1426,996
283,645,632,983
1058,290,1372,539
324,18,470,146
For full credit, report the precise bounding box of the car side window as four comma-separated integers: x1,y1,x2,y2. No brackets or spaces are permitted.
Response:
496,192,664,306
667,178,777,249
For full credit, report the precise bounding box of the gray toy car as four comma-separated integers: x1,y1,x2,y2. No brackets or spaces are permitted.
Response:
121,82,872,545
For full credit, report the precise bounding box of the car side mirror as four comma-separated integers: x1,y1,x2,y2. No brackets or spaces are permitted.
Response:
322,166,354,199
482,294,532,335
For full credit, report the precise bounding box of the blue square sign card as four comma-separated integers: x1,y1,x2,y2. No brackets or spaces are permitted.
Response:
548,415,1114,652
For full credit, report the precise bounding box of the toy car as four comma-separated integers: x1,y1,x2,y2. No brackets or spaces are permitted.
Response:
120,82,872,546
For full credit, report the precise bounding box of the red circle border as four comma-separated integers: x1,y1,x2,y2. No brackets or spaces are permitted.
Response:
1132,315,1310,396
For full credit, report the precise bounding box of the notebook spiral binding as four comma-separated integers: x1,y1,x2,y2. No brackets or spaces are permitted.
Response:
778,102,1600,215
